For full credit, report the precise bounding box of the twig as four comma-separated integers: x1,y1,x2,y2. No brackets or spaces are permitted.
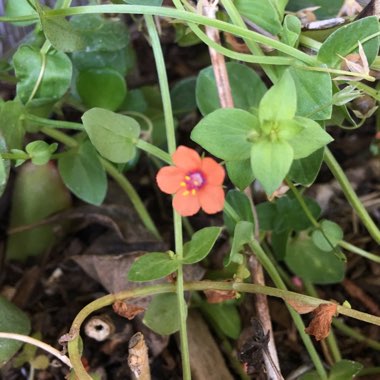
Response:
0,332,72,368
128,332,151,380
201,0,234,108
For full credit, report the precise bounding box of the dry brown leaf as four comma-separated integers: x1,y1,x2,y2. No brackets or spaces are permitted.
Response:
204,289,237,303
305,303,338,341
286,299,317,314
113,300,145,320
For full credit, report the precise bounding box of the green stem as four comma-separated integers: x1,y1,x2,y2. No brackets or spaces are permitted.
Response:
333,318,380,350
220,0,278,83
26,114,84,130
40,5,317,66
338,240,380,263
40,127,161,239
1,153,29,160
304,281,342,363
144,14,190,379
136,140,171,164
65,280,380,378
286,179,319,228
353,82,380,101
100,158,161,239
287,177,380,263
324,148,380,244
172,0,293,67
248,239,328,379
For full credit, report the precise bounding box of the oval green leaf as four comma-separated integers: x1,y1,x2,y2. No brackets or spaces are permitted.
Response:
13,45,72,106
318,16,380,68
128,252,179,282
312,220,343,252
285,236,346,284
0,296,31,366
251,139,294,195
201,302,241,339
58,140,107,206
182,227,222,264
77,68,127,111
6,163,72,260
82,108,140,163
226,159,255,191
191,108,259,161
143,293,180,336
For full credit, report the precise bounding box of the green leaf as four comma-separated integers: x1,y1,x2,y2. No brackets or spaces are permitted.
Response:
6,163,71,260
274,195,321,232
25,141,57,165
259,70,296,123
76,68,127,111
288,148,324,186
58,140,107,206
226,221,253,266
318,16,380,68
226,159,255,191
40,15,85,52
256,202,277,231
234,0,283,35
4,0,37,26
280,15,301,47
285,235,346,284
289,66,332,121
0,100,25,150
128,252,179,282
143,293,180,336
13,45,72,106
223,190,254,234
251,139,294,194
196,62,267,115
289,117,333,159
71,49,132,77
183,227,222,264
171,77,197,116
191,108,259,161
201,302,241,339
329,360,363,380
70,14,129,52
286,0,343,19
312,220,343,252
257,195,321,233
82,108,140,163
0,296,31,366
271,229,290,260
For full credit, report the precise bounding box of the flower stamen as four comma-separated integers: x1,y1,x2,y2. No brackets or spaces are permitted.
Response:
184,171,206,191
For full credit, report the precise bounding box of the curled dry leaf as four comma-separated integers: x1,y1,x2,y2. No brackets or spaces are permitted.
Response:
286,299,317,314
204,289,237,303
305,303,338,341
113,300,145,320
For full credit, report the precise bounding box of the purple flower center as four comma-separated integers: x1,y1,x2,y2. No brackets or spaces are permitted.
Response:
184,171,206,191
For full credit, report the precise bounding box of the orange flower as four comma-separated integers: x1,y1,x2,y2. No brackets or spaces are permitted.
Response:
156,146,225,216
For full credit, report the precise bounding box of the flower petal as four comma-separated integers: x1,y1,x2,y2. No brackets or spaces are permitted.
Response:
201,157,225,185
172,146,202,171
198,185,225,214
173,191,200,216
156,166,185,194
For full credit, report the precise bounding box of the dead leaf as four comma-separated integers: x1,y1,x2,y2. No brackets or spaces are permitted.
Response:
113,300,145,320
286,299,317,314
338,0,363,17
336,42,370,81
305,303,338,341
204,289,237,303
